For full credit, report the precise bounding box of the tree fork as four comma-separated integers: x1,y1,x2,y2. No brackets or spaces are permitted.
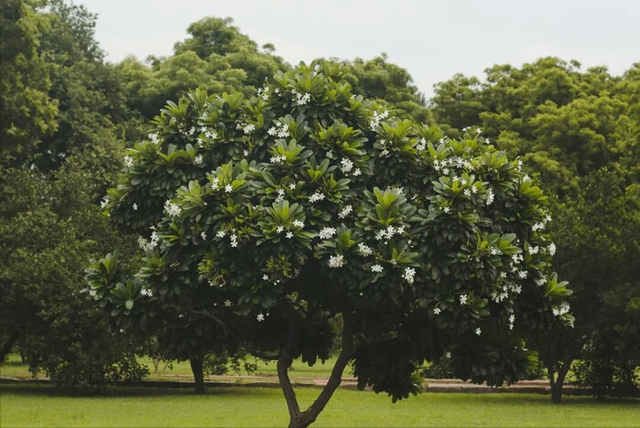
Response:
0,330,20,361
283,312,355,428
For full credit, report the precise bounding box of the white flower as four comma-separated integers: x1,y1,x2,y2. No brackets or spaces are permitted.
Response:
148,133,159,144
319,227,337,240
293,220,305,228
205,130,217,140
402,267,416,284
309,192,325,203
201,231,207,240
243,150,249,157
295,92,311,105
225,184,233,193
100,197,108,209
433,307,441,315
329,254,344,268
353,168,362,176
286,232,293,239
224,300,232,307
371,264,384,273
277,124,290,138
416,138,426,151
89,288,100,301
380,149,389,156
133,203,138,211
490,248,500,255
535,278,546,286
243,124,255,134
459,294,468,305
217,230,226,238
463,189,471,197
518,270,528,279
443,206,451,214
268,126,278,136
276,226,284,234
124,155,134,168
140,288,153,297
485,189,495,206
338,205,353,219
340,158,354,174
164,200,181,218
548,242,556,256
194,155,203,165
358,243,372,256
471,185,478,194
475,328,482,336
289,183,296,190
263,274,269,281
257,313,265,322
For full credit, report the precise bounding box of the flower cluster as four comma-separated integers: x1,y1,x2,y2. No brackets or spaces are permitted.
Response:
375,225,405,241
140,287,153,297
402,267,416,284
318,227,337,240
338,205,353,219
194,155,203,165
369,110,389,130
164,200,182,218
340,158,354,174
329,254,344,268
137,232,160,252
291,89,311,106
124,155,134,168
371,264,384,273
268,122,290,138
553,302,570,317
357,243,373,256
270,155,287,164
309,192,325,203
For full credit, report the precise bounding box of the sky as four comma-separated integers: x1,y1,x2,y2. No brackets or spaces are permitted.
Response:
75,0,639,99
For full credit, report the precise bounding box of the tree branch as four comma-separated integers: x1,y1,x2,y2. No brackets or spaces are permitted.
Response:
278,304,303,422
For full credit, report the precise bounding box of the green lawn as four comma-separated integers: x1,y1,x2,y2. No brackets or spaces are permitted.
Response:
1,354,339,381
0,383,638,427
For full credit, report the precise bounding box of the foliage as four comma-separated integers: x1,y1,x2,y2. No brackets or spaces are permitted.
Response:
0,0,58,167
93,63,571,427
0,156,146,391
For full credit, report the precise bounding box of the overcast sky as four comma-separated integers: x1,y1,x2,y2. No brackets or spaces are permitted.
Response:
75,0,639,98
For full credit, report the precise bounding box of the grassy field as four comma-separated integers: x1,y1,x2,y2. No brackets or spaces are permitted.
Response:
0,354,339,381
1,383,638,427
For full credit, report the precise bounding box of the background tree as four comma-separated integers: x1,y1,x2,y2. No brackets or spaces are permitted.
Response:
93,64,572,428
430,57,640,400
0,0,58,167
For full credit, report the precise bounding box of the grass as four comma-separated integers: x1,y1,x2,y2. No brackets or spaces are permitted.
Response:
0,383,638,427
1,354,340,382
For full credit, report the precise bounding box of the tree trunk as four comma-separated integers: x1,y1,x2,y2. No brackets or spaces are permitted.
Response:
190,354,206,394
548,360,572,404
0,330,20,362
279,311,355,428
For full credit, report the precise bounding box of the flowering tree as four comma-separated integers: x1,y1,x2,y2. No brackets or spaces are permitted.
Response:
90,63,572,428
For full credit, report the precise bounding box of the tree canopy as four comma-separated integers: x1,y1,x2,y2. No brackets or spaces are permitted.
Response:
92,63,571,427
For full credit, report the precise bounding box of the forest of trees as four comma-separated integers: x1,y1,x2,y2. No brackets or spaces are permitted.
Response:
1,0,638,406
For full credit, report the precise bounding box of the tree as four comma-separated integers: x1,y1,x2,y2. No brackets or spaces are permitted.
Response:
92,63,571,427
119,16,288,121
0,157,148,391
430,58,640,401
0,0,58,167
550,170,640,399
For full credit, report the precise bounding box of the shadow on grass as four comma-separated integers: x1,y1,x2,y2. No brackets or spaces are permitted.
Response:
427,391,639,406
0,383,278,399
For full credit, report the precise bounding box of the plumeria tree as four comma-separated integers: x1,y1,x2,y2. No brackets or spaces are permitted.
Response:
90,63,572,428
